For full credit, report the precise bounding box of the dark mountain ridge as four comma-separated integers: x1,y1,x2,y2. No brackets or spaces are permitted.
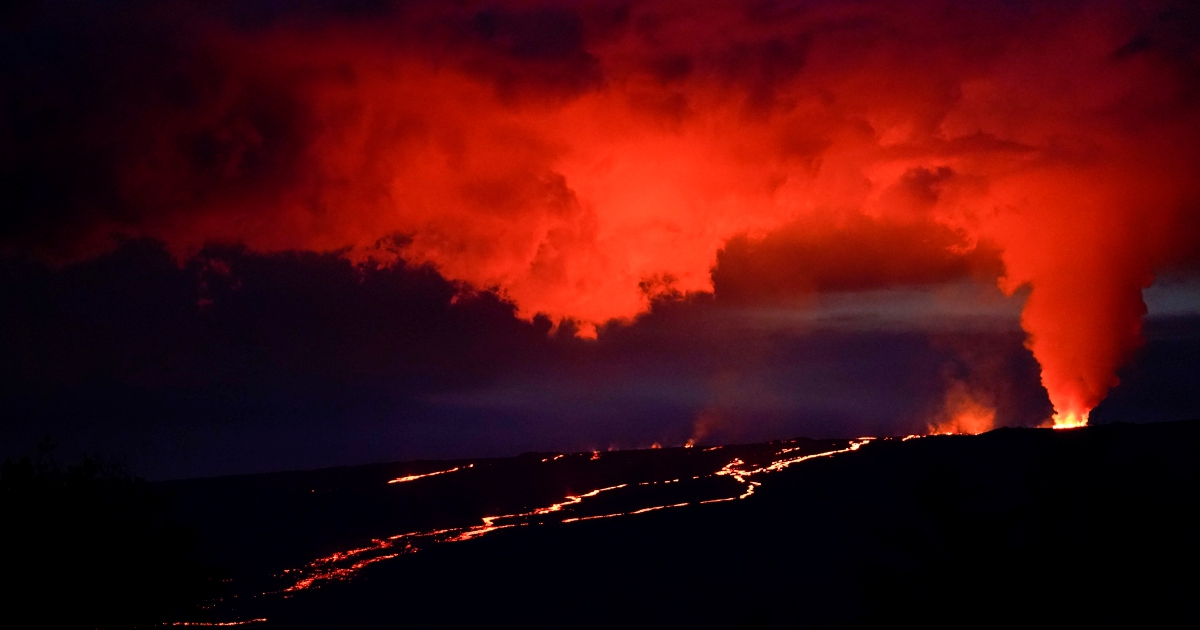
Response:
162,420,1200,628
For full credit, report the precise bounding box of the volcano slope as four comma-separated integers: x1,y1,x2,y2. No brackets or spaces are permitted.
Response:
179,420,1200,628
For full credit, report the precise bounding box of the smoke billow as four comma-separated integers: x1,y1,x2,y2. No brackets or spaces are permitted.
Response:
4,0,1200,422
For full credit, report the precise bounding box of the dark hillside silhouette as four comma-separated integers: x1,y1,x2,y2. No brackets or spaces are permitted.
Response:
0,442,221,629
229,421,1200,628
8,420,1199,627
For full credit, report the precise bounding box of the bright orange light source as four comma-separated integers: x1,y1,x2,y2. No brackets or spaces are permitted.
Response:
1049,409,1089,430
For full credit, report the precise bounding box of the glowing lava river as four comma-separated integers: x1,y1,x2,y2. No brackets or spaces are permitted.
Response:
277,438,876,594
168,434,914,625
156,421,1200,628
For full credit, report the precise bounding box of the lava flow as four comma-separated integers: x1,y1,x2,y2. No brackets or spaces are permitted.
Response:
387,464,473,484
275,438,876,594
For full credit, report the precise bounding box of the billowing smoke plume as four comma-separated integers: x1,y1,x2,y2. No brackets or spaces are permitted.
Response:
4,0,1200,425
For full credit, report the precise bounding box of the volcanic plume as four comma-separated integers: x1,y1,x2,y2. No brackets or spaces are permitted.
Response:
4,0,1200,426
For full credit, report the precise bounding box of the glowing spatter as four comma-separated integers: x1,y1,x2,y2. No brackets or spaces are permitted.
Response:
278,438,875,593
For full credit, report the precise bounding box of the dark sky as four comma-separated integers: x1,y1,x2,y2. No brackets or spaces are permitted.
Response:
2,0,1199,478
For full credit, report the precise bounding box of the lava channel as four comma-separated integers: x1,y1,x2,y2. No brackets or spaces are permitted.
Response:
276,438,875,593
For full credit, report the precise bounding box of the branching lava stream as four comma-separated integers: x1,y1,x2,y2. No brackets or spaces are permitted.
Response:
276,438,875,595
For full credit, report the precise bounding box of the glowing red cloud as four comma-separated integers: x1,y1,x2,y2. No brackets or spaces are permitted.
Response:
19,1,1200,423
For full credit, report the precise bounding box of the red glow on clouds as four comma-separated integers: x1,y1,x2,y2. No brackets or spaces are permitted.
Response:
28,1,1200,422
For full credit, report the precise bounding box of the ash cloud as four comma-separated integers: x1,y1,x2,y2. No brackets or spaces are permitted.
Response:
4,0,1200,462
712,213,1005,304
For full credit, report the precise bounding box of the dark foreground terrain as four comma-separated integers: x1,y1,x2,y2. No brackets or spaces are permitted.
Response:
6,420,1200,628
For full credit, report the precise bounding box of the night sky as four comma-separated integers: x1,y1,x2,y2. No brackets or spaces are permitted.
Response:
2,0,1199,479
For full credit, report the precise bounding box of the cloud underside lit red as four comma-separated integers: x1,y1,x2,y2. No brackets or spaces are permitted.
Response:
5,0,1200,426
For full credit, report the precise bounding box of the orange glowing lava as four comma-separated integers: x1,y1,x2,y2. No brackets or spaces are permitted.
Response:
276,438,876,593
386,464,472,484
1048,408,1090,430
